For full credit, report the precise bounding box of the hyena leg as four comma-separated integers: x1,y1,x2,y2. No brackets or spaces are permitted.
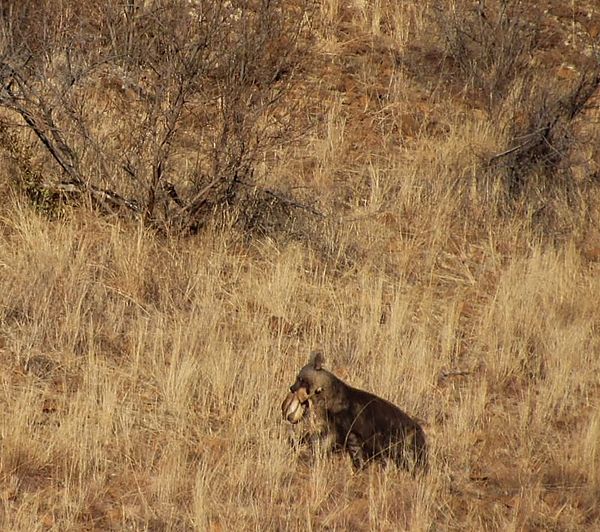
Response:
290,428,338,462
389,429,426,473
346,432,366,470
309,429,339,456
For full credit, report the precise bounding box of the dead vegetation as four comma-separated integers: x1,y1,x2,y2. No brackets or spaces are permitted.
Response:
1,0,600,530
0,0,314,233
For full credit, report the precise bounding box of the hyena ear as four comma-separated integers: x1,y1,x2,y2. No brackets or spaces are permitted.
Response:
310,350,324,370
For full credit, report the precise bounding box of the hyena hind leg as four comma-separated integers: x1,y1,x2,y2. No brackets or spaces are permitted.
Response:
391,429,428,474
346,432,367,470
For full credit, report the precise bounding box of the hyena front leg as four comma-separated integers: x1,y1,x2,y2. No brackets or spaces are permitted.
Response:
308,428,339,457
345,432,366,470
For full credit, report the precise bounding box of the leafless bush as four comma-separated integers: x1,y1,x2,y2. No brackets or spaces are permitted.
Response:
0,0,314,233
434,0,535,111
433,0,600,233
492,72,600,200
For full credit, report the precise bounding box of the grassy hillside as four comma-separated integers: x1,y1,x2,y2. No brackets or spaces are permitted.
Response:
1,1,600,530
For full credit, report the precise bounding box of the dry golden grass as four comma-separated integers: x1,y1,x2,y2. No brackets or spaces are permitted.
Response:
1,191,599,530
1,1,600,530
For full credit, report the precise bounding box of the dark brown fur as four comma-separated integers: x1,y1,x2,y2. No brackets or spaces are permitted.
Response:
286,352,428,472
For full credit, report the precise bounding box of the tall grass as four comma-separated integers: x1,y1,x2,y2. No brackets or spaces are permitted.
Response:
1,0,600,530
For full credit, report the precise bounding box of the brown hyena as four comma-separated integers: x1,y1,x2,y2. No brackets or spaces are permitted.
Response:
282,351,428,472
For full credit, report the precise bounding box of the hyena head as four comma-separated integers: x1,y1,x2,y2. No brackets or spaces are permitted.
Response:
282,351,338,424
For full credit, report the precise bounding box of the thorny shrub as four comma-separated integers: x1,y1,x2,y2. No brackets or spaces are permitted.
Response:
0,0,314,233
